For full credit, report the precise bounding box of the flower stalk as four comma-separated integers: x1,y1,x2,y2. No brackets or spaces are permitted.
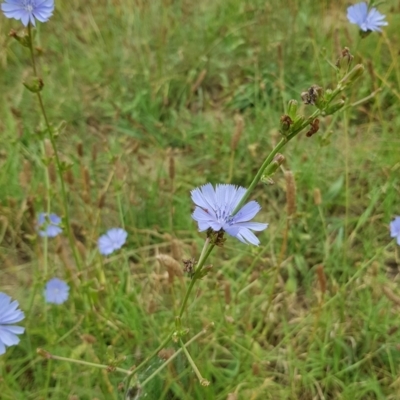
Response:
27,24,82,272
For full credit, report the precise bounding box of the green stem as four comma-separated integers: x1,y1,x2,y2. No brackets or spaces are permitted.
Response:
38,348,130,375
27,24,82,272
178,239,214,319
179,338,210,386
233,109,321,214
124,330,174,391
140,327,209,388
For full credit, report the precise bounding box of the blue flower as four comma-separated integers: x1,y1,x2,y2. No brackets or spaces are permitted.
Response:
1,0,54,26
0,293,25,355
191,183,268,246
44,278,70,305
390,216,400,246
98,228,128,255
37,213,62,238
347,2,388,32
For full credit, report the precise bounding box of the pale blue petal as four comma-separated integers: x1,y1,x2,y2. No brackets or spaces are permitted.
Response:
0,326,22,346
233,201,261,223
235,222,268,231
236,228,260,246
347,2,368,25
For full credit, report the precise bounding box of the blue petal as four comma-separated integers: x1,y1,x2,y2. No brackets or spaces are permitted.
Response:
236,228,261,246
235,222,268,231
347,2,368,25
0,326,23,346
233,201,261,223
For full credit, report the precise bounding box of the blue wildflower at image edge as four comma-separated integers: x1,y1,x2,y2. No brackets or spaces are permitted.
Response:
37,212,63,238
1,0,55,26
98,228,128,255
45,278,70,305
347,2,388,32
191,183,268,246
0,293,25,355
390,216,400,246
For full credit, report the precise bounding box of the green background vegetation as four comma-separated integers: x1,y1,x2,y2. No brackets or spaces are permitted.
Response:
0,0,399,399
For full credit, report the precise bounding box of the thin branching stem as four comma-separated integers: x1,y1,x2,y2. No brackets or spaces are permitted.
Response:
27,24,82,272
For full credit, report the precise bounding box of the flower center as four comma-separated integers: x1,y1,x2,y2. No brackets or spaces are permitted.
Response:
22,1,34,12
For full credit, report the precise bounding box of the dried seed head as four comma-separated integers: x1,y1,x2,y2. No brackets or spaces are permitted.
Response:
76,142,84,158
284,171,296,217
65,168,74,186
97,191,106,209
313,188,322,205
230,114,244,151
156,254,183,284
19,159,32,189
171,239,182,260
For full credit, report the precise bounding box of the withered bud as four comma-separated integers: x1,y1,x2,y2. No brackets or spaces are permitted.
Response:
183,258,196,276
207,228,226,247
9,29,31,47
37,348,52,359
301,85,324,106
335,47,354,70
279,114,293,135
306,118,320,137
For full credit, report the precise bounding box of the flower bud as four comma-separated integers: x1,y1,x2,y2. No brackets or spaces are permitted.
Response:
339,64,364,88
287,100,298,119
324,99,345,115
261,153,285,183
23,76,44,93
9,29,31,48
335,47,353,71
279,115,293,136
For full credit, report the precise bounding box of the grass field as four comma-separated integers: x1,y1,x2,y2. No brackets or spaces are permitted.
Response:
1,0,400,399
